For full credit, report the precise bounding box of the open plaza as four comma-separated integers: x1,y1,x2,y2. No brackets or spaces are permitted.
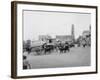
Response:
24,46,90,69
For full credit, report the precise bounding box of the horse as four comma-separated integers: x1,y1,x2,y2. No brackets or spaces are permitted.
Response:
57,43,70,53
42,43,55,54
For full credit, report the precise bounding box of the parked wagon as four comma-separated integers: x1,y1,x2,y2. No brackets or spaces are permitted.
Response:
31,41,46,55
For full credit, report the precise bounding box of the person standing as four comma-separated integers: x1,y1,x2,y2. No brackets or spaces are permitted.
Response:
23,55,31,69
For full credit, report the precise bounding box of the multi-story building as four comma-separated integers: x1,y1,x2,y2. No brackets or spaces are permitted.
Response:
77,25,91,46
56,24,75,43
38,35,52,43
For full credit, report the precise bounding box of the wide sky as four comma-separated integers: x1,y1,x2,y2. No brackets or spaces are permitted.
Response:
23,10,91,41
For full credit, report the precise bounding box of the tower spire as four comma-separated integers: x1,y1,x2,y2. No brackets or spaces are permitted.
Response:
71,24,75,42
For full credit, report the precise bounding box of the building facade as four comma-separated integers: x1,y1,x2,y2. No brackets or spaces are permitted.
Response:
38,35,52,43
56,24,75,43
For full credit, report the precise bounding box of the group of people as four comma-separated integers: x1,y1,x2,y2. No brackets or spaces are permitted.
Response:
24,41,72,55
41,42,70,54
23,41,71,69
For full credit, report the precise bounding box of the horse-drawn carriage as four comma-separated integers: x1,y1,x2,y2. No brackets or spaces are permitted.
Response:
31,41,57,55
23,40,70,55
31,41,45,55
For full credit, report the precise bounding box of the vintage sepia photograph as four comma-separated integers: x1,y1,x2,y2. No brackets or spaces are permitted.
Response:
23,10,91,69
11,1,97,78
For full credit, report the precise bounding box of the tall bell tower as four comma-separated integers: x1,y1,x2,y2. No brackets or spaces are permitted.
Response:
71,24,75,42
